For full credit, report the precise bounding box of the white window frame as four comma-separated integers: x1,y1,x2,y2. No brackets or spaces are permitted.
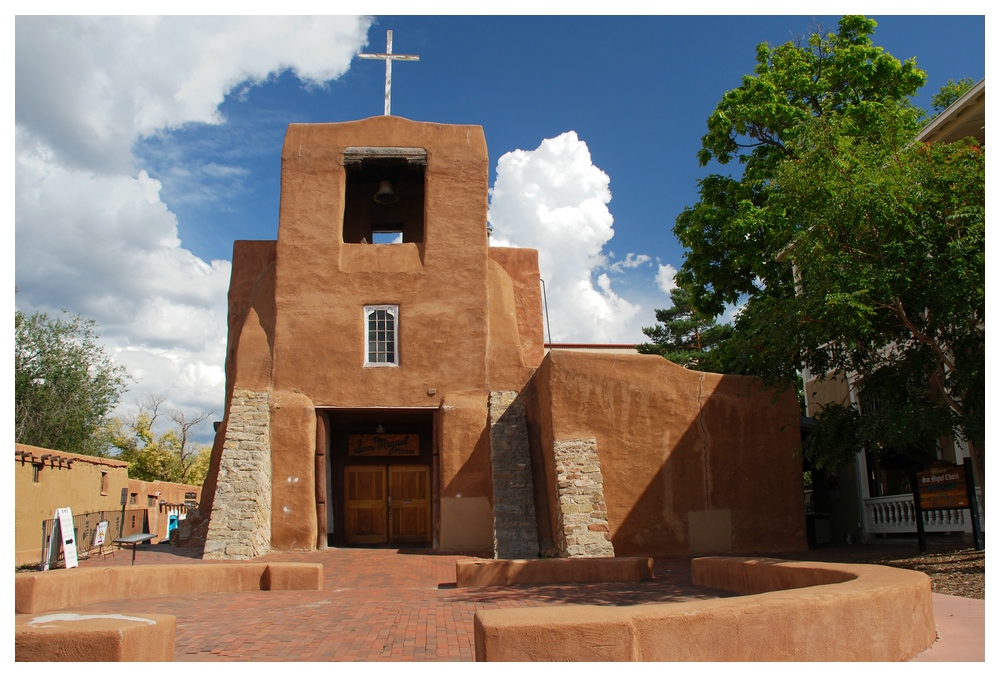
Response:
364,305,399,367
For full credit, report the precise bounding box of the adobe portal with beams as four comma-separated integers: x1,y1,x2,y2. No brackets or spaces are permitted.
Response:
203,116,545,558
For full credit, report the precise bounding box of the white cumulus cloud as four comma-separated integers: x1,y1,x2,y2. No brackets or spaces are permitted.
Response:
609,253,651,273
487,131,643,343
656,263,678,296
14,16,372,436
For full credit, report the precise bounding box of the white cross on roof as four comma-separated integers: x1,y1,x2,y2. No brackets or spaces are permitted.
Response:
358,30,420,116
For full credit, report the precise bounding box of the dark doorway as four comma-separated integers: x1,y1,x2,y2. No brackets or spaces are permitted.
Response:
324,408,435,547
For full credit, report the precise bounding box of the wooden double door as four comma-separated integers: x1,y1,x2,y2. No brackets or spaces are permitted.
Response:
344,464,431,544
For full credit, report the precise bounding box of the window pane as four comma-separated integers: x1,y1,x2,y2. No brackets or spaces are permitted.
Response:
364,306,398,365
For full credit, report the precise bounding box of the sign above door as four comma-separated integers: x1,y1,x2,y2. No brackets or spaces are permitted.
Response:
349,434,419,457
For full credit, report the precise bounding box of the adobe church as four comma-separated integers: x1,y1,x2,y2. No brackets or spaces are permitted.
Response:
193,114,807,560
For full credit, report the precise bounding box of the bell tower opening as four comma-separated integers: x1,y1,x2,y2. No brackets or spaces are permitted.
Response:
342,147,426,244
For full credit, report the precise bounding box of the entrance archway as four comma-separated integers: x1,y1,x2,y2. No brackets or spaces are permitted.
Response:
322,408,436,547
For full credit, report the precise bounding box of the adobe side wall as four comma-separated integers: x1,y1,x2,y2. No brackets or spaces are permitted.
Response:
124,479,201,544
486,247,545,392
14,445,131,567
198,241,276,521
532,351,806,556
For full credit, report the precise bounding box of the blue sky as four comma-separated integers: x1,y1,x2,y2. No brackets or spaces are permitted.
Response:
13,11,988,439
144,14,988,271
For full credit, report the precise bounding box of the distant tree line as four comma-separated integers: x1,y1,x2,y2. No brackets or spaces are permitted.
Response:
15,306,213,485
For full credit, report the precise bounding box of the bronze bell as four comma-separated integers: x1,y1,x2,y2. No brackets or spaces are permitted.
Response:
373,180,399,204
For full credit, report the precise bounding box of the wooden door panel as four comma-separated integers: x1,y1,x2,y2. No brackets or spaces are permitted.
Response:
389,465,430,543
345,466,387,544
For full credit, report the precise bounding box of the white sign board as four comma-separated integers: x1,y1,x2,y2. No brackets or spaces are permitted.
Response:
43,507,79,571
93,521,109,548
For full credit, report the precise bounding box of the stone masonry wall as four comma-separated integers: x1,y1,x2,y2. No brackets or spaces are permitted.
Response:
489,391,539,559
552,438,615,557
203,389,272,560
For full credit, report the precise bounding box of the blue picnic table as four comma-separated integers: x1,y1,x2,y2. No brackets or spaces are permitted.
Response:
113,533,157,565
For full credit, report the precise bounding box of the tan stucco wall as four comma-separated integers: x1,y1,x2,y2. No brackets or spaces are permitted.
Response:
437,394,493,552
486,247,545,391
15,562,322,615
269,390,318,551
271,117,493,408
532,351,806,556
204,116,803,558
15,445,131,567
207,117,547,553
15,445,202,566
124,479,201,543
15,562,322,661
200,242,276,520
474,557,935,661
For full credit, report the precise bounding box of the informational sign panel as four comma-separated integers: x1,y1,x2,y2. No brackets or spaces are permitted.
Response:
43,507,78,571
93,521,109,548
348,434,419,457
121,487,129,505
917,464,969,509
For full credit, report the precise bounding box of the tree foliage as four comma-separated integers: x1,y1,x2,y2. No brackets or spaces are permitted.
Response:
15,308,130,456
637,283,734,372
105,394,214,486
931,77,975,113
674,16,984,471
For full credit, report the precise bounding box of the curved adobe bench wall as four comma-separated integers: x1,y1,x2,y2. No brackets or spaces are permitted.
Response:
474,557,935,662
15,562,322,661
455,556,654,587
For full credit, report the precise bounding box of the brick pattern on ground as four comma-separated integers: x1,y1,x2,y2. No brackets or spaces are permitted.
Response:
489,390,539,560
203,389,272,560
552,438,615,557
60,545,718,661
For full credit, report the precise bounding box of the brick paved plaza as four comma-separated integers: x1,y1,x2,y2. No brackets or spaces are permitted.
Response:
67,544,726,661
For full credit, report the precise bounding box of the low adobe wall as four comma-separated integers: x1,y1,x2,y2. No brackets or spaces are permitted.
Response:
456,556,653,587
474,557,935,661
15,562,322,614
15,562,322,662
16,612,176,662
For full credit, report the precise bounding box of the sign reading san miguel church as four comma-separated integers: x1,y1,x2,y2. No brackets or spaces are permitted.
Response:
349,434,420,457
917,464,968,509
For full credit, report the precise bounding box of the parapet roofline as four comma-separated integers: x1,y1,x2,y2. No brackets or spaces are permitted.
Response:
916,78,985,145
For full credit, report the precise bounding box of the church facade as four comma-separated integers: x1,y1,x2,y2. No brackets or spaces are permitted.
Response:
196,115,807,559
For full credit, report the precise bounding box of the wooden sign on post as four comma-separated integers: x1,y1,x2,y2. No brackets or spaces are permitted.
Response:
911,459,983,552
917,465,968,510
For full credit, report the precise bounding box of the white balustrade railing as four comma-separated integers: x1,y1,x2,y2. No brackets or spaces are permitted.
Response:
864,493,985,535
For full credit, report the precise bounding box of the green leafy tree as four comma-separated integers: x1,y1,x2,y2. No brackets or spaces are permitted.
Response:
676,15,926,317
105,394,214,485
674,16,984,471
637,284,734,372
15,308,130,456
931,77,975,113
